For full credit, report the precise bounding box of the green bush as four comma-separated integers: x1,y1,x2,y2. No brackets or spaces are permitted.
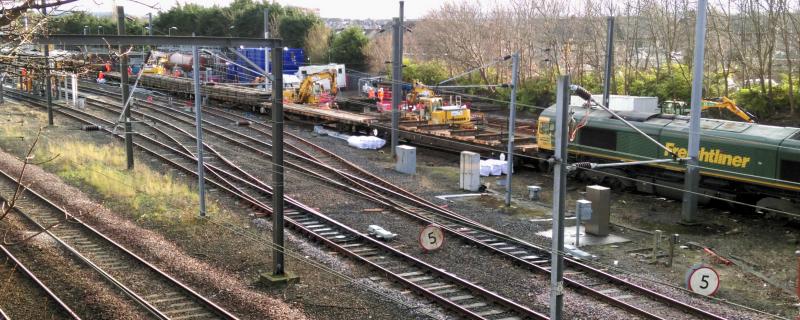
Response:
733,77,798,118
401,58,448,84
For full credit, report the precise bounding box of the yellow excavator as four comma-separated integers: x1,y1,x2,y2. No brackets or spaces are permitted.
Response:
702,97,757,123
284,70,337,105
661,96,757,123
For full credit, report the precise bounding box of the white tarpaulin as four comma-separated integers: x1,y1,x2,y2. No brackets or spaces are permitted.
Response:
313,126,386,150
347,136,386,150
479,159,508,176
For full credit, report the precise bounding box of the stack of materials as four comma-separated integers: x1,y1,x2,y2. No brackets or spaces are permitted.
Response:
479,159,508,176
105,72,270,105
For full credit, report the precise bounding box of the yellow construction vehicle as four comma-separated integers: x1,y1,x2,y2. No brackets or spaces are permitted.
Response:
661,97,757,123
284,70,337,105
142,55,168,74
418,95,472,126
702,97,757,123
406,80,435,106
402,80,472,126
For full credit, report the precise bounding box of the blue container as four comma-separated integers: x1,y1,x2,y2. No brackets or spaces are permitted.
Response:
234,48,305,79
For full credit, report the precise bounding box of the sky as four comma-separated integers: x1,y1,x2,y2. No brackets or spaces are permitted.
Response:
61,0,455,19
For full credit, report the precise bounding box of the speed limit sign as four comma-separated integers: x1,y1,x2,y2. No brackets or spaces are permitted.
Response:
419,224,445,252
685,264,720,296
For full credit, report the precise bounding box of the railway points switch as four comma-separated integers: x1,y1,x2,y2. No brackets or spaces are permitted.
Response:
585,185,611,236
460,151,481,191
396,145,416,174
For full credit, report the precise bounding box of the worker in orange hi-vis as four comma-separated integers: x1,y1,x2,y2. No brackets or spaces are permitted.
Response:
377,87,384,102
20,68,27,91
368,87,375,100
104,62,111,72
97,71,106,84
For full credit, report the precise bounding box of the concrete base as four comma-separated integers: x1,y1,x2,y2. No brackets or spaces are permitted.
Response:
258,271,299,287
677,220,702,227
537,226,630,246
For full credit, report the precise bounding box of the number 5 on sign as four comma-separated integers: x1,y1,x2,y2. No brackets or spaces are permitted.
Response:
685,264,720,296
419,224,445,252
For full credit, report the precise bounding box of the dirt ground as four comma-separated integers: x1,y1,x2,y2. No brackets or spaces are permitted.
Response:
0,100,437,319
377,142,800,318
2,96,798,319
280,111,798,319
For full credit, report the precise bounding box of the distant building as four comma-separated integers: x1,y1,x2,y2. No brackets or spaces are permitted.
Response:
288,6,320,16
323,18,393,32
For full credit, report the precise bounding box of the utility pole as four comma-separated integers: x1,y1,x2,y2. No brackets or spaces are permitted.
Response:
0,73,5,105
390,16,401,159
147,13,152,36
504,53,519,207
602,16,614,108
550,75,570,320
117,6,133,170
42,0,53,126
271,46,286,277
681,0,708,223
83,26,89,54
192,34,206,217
264,8,270,92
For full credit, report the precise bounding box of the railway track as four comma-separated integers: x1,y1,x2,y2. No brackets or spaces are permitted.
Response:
0,242,80,319
201,102,728,320
9,88,548,319
73,84,732,319
3,91,240,320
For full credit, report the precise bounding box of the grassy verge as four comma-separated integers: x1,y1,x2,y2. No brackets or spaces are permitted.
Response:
41,141,218,225
0,105,223,229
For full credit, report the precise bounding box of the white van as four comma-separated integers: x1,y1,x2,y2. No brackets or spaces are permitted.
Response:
297,64,346,90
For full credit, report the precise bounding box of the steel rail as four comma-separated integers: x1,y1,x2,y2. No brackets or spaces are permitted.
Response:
81,85,725,319
3,90,240,320
202,106,715,320
10,89,547,320
185,103,723,319
0,244,82,319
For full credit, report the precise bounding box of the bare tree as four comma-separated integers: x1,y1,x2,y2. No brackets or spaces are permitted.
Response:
0,128,73,246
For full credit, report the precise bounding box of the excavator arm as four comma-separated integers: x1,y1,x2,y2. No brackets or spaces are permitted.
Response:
293,70,337,104
701,97,757,123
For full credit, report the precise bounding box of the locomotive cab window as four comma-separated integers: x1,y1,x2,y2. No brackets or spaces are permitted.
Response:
578,127,617,150
781,160,800,183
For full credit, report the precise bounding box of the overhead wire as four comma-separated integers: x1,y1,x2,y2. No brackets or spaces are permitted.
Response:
7,91,794,318
324,95,800,218
26,72,800,217
113,94,795,318
17,49,800,272
0,123,439,318
48,47,800,317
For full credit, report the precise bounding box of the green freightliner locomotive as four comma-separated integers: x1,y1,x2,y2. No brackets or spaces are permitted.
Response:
536,99,800,214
